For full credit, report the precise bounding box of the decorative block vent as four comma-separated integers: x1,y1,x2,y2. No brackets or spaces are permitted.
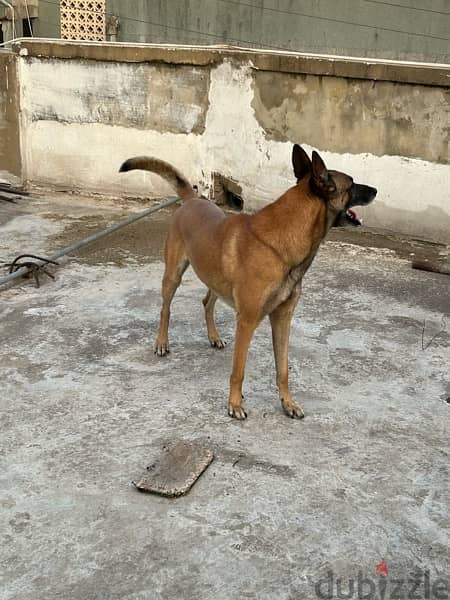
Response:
60,0,105,41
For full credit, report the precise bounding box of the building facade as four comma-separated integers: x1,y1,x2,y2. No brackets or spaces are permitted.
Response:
1,0,449,63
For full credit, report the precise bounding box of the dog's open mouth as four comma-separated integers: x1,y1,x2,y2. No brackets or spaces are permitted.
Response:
333,209,362,228
345,209,362,226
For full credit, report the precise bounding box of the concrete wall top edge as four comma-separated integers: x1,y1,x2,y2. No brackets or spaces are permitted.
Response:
11,39,450,88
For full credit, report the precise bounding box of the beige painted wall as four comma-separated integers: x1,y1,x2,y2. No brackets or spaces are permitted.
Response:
10,41,450,243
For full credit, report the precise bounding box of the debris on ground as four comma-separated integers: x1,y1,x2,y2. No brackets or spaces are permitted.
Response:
412,258,450,276
134,441,214,497
0,182,30,203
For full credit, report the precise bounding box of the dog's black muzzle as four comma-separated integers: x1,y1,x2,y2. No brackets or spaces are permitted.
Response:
348,183,377,208
333,184,377,228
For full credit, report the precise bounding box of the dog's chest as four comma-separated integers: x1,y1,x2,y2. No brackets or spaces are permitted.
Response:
268,282,296,310
264,258,313,314
265,277,300,314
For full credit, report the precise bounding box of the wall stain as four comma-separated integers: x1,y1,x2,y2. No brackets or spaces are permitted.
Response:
28,58,211,135
0,53,21,177
252,71,449,165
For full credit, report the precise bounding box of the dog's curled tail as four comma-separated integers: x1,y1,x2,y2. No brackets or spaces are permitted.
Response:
119,156,195,201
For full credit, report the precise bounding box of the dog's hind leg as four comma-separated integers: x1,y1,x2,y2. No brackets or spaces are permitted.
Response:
202,290,226,349
155,234,189,357
269,289,304,419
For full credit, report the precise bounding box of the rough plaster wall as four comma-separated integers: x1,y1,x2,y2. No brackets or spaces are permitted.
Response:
252,71,450,165
0,52,21,178
19,58,450,243
202,62,450,244
23,58,209,134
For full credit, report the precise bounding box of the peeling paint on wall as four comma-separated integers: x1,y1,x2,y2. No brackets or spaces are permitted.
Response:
23,58,210,135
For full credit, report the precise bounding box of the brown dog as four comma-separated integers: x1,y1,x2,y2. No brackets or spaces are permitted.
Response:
120,145,376,419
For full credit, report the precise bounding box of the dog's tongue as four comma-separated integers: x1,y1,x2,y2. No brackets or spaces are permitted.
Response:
346,209,362,225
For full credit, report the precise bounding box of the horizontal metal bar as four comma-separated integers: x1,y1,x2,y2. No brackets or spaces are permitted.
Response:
0,196,180,288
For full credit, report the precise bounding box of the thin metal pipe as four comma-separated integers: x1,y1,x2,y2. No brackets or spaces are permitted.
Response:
0,196,180,287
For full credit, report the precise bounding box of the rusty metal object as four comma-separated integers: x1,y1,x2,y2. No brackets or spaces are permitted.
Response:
5,254,59,288
134,441,214,498
412,258,450,276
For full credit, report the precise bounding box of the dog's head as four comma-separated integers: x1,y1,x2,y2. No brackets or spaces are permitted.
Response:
292,144,377,227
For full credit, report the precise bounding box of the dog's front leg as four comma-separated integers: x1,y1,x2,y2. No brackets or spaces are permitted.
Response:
269,290,304,419
228,316,258,420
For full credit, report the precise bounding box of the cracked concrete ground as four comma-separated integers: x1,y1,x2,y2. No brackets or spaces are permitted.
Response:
1,192,449,600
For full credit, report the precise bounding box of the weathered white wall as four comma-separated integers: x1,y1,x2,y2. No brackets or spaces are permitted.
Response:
17,45,450,243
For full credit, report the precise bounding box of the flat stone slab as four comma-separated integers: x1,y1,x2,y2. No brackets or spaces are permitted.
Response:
134,441,214,497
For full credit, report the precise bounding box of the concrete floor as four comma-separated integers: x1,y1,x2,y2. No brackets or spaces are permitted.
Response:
1,192,449,600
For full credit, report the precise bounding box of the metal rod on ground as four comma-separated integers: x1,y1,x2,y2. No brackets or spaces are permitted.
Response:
412,258,450,276
0,196,180,288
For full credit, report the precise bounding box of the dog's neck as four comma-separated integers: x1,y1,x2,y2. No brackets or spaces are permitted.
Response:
250,179,331,269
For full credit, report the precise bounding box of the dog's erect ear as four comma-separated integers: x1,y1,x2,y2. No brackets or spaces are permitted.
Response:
292,144,312,182
311,150,336,195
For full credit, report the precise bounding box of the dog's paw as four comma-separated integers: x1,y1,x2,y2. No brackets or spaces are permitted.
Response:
155,341,170,357
228,404,247,420
209,336,226,349
281,398,304,419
